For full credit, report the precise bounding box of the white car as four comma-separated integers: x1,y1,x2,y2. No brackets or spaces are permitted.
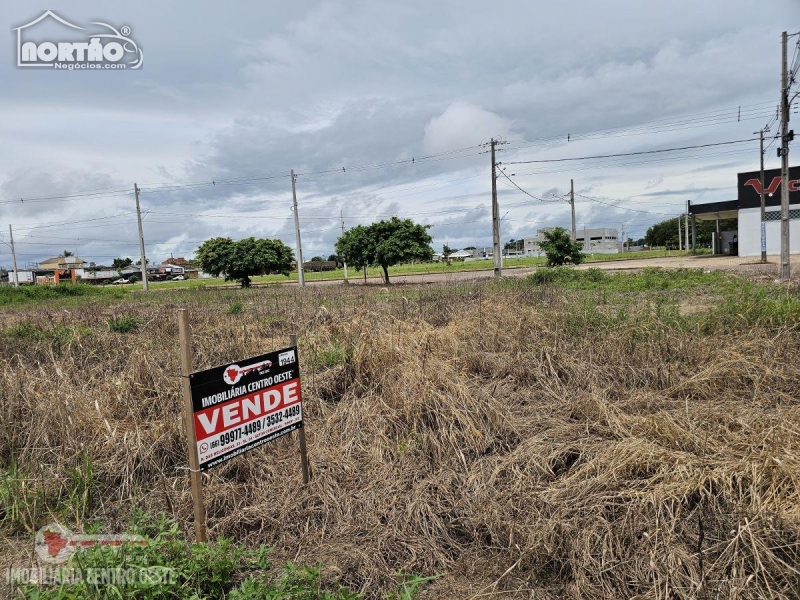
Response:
173,275,186,281
112,278,130,285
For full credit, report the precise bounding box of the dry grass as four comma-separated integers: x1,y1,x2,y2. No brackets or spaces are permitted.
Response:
1,272,800,598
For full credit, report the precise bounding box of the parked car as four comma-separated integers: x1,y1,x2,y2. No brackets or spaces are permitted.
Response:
173,275,186,281
112,278,130,285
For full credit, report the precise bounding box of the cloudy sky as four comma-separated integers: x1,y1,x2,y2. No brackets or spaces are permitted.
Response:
1,0,798,267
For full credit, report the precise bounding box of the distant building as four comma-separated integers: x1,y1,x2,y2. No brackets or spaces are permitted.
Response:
163,256,189,267
524,227,621,255
39,255,84,270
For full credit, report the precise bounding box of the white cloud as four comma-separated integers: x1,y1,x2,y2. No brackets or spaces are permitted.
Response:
423,102,514,154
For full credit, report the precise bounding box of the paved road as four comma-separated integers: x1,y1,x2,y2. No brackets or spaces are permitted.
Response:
317,253,800,286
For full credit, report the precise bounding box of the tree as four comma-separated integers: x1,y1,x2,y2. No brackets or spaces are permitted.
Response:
196,237,294,287
63,250,74,257
327,254,340,267
112,257,133,269
335,225,375,283
644,217,737,248
539,227,585,267
335,217,433,284
442,244,454,263
310,256,324,262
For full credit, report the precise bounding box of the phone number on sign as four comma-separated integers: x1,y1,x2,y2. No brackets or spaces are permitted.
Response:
218,404,302,447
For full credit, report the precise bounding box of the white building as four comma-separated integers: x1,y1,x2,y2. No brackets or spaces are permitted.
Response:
688,165,800,257
524,227,621,256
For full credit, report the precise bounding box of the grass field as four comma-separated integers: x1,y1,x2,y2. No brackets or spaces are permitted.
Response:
1,268,799,598
138,248,691,289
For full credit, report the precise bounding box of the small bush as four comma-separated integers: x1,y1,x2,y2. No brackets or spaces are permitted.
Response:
316,344,349,369
107,315,142,333
128,275,139,284
226,301,243,315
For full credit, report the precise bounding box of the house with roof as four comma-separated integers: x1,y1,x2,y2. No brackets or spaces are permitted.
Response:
39,255,85,270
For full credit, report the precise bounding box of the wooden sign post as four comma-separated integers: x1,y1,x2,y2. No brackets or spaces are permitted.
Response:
178,309,207,543
290,333,311,485
178,311,312,543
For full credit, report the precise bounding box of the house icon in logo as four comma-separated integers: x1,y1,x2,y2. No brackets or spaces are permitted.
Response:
12,10,143,69
12,11,85,67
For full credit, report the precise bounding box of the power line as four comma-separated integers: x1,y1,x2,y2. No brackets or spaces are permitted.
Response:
573,192,678,217
503,138,758,165
496,169,566,203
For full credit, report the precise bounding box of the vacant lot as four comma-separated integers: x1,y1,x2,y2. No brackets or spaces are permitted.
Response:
1,269,799,598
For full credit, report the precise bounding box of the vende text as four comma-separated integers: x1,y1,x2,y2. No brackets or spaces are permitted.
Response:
193,380,300,441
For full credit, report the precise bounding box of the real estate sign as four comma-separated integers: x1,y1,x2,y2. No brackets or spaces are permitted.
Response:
189,346,303,471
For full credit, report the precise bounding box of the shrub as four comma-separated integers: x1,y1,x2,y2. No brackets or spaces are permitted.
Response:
539,227,585,266
226,301,243,315
128,275,139,284
107,315,142,333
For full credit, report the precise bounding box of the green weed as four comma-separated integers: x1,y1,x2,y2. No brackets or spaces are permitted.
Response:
107,316,142,334
11,514,433,599
226,301,243,315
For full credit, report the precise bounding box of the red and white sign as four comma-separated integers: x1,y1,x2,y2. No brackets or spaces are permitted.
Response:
188,346,303,471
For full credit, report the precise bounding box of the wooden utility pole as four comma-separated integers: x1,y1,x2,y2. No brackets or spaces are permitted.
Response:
291,170,305,286
178,309,207,543
8,225,19,288
780,31,791,280
678,214,682,251
340,210,348,282
758,129,767,262
491,139,501,277
134,184,149,291
290,333,310,484
570,178,576,241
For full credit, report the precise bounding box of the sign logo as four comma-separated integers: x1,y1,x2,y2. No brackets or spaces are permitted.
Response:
745,176,800,196
222,359,273,385
13,11,143,70
35,523,148,565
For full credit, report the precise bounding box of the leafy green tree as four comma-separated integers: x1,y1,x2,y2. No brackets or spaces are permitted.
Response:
335,217,433,284
539,227,585,267
310,256,324,262
334,225,374,282
196,237,294,287
112,257,133,269
442,244,454,263
644,217,737,248
63,250,74,257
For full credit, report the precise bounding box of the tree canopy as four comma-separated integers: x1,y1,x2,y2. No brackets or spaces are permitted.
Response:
539,227,585,267
644,217,737,248
195,237,294,287
112,257,133,269
335,217,433,283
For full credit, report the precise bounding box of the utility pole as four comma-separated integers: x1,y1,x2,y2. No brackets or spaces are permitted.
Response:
570,178,577,241
678,214,682,251
134,183,148,291
685,203,689,251
340,209,348,282
8,225,19,287
779,31,791,280
757,129,767,262
291,170,305,287
490,138,501,277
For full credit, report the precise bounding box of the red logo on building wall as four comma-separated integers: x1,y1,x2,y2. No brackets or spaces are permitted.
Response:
745,176,800,195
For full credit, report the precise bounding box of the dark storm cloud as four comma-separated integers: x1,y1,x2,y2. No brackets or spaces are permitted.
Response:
1,0,798,260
